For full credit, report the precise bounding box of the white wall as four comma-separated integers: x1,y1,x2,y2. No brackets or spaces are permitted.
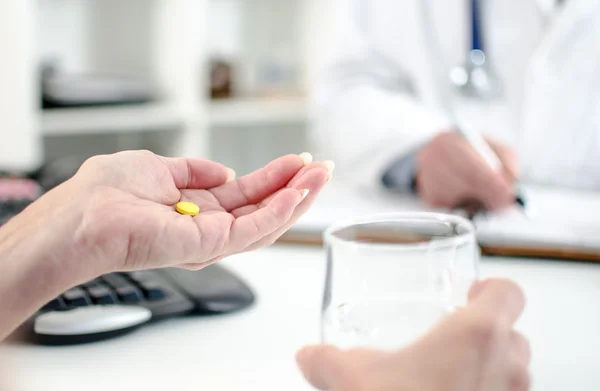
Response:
302,0,336,92
35,0,91,73
0,0,41,172
208,0,243,59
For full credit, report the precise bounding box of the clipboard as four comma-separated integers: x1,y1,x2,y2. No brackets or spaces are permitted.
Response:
277,183,600,263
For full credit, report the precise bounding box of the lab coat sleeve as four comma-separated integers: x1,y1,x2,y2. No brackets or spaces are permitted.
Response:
309,0,452,192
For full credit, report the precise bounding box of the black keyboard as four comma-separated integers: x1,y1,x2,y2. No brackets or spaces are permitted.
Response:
39,269,200,325
41,271,188,318
32,266,255,345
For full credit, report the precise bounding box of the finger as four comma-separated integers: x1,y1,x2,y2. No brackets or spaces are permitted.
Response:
230,163,330,218
296,345,348,390
454,143,513,210
416,138,474,208
468,278,526,325
257,161,332,208
209,154,311,211
227,187,307,252
487,138,520,181
419,158,472,208
509,354,531,391
245,166,330,250
159,156,235,189
510,330,531,367
467,279,490,299
479,184,514,211
427,135,494,208
453,138,515,210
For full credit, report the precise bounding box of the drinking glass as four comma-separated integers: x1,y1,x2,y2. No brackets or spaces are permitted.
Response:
321,212,479,350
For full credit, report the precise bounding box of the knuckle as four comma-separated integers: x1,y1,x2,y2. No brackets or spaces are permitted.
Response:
511,366,531,391
267,202,283,221
236,178,251,204
463,166,480,187
466,314,506,350
245,215,263,239
79,154,107,173
434,130,453,144
521,337,532,364
427,136,447,155
513,331,532,365
422,188,451,208
430,195,452,208
133,149,156,159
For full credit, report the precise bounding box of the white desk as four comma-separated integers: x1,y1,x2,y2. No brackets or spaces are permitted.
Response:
1,245,600,391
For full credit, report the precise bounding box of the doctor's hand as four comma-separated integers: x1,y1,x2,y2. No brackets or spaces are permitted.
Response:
415,132,518,211
297,279,530,391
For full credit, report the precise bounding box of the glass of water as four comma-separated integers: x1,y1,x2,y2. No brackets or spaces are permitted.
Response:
321,213,479,350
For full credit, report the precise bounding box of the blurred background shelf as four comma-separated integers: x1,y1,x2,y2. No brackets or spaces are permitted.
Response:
41,104,183,136
1,0,325,174
209,96,307,128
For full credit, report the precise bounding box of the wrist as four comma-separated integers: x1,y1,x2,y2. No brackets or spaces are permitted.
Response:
0,181,98,339
0,218,63,339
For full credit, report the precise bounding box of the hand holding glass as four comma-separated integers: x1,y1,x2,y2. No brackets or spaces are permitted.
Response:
321,213,479,350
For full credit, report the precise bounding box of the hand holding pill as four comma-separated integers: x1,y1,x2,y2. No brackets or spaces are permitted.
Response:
0,150,332,339
9,150,332,279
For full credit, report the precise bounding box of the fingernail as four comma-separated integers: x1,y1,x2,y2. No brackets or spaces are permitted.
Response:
300,189,310,200
327,173,333,182
299,152,313,165
226,168,236,182
324,160,335,174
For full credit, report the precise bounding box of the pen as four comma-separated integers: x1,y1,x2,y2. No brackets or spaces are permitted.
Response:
454,121,529,215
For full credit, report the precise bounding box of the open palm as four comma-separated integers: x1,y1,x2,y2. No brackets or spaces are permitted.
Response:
70,150,330,273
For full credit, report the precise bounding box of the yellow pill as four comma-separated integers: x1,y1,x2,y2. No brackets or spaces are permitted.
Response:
176,201,200,216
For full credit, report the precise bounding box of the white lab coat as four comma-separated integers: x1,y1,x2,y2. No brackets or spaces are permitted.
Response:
310,0,600,192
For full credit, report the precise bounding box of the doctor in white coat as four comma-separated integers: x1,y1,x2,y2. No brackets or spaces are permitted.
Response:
311,0,600,210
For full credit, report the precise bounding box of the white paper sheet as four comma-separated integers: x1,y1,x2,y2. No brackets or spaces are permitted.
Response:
291,182,600,251
473,185,600,251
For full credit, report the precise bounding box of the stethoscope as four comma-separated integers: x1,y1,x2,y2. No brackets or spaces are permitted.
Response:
353,0,566,108
418,0,567,106
449,0,566,101
448,0,501,101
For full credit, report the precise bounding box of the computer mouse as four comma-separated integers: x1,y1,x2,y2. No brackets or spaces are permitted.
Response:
34,305,152,345
160,265,255,314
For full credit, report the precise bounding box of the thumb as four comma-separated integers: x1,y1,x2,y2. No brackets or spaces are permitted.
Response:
467,278,526,325
159,155,236,189
296,345,348,390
